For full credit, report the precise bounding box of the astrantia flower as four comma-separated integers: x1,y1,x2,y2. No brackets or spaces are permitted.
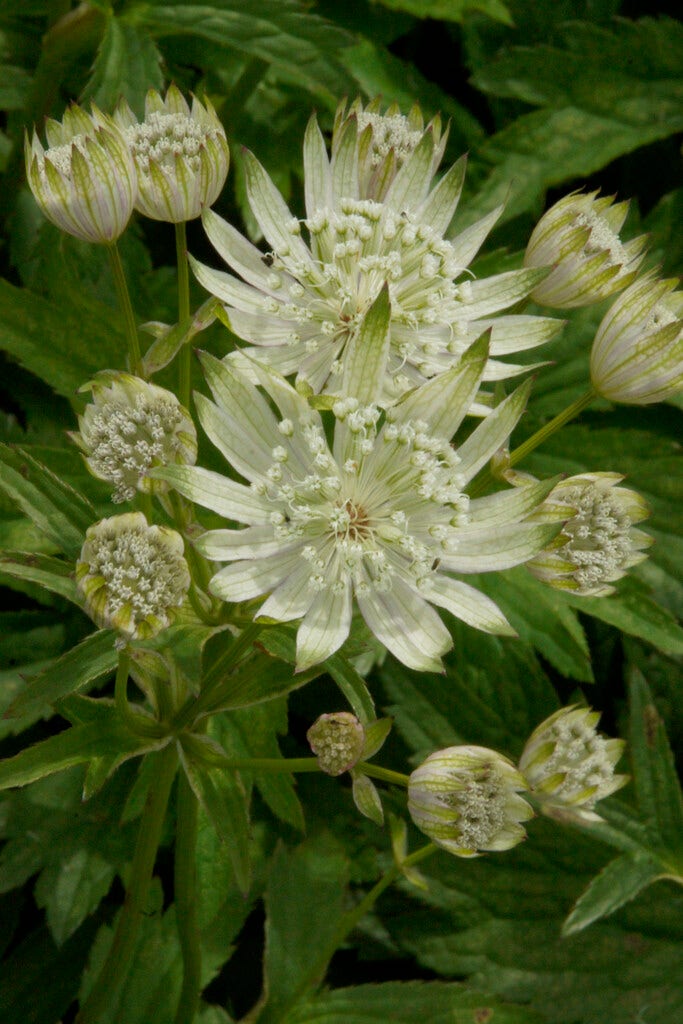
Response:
156,307,559,671
76,513,190,641
519,706,627,824
408,745,533,857
590,274,683,404
115,84,229,222
526,472,651,597
192,109,559,404
72,374,197,503
524,191,646,309
332,96,446,203
25,103,137,243
307,712,365,776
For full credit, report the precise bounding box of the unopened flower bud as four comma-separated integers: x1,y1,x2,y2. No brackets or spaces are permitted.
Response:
525,192,645,309
72,374,197,503
408,746,533,857
76,513,190,641
115,84,229,222
519,706,627,823
25,103,137,243
527,473,651,596
590,274,683,405
307,712,365,776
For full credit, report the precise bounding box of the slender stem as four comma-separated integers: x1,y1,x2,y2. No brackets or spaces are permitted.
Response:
76,744,178,1024
174,771,202,1024
114,648,167,740
108,242,143,375
210,756,321,774
507,387,597,468
357,762,411,788
176,221,192,410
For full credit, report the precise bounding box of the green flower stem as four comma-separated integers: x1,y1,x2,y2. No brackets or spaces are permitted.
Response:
357,762,411,788
108,242,143,376
174,770,202,1024
76,744,178,1024
176,221,192,410
507,387,597,468
114,649,167,740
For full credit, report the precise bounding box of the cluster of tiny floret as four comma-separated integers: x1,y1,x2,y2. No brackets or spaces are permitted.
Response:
536,715,617,808
307,713,364,776
356,111,422,166
442,762,510,848
575,209,627,267
559,484,635,589
39,133,91,179
86,393,185,502
125,112,213,176
249,401,469,599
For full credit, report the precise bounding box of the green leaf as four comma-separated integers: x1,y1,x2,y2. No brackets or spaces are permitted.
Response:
7,629,117,720
260,834,349,1023
0,64,32,109
324,652,376,725
0,552,79,604
81,15,164,118
0,278,126,398
373,0,512,26
0,444,96,558
564,580,683,658
34,847,116,946
562,851,666,936
287,981,542,1024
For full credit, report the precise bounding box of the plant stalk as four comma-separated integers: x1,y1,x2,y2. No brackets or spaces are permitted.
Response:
108,242,143,375
174,771,202,1024
176,221,192,410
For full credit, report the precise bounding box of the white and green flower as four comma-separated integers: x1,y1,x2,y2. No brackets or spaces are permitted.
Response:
524,192,646,309
408,745,533,857
192,107,559,404
157,295,559,671
76,512,190,641
72,373,197,503
25,102,137,244
526,472,651,596
115,84,229,222
519,706,627,824
590,273,683,405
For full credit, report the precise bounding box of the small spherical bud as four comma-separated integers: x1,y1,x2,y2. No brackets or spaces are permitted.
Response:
408,746,533,858
524,192,646,309
76,512,190,640
526,473,651,596
25,103,137,243
73,374,197,503
307,712,365,776
519,706,627,824
115,84,229,222
590,274,683,405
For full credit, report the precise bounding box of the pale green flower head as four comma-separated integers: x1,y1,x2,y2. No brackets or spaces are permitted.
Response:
590,273,683,404
332,95,446,203
524,191,646,309
307,712,365,776
115,84,229,222
76,512,190,641
25,103,137,244
155,297,560,672
72,373,197,503
519,706,627,824
526,472,651,597
193,106,560,405
408,745,533,857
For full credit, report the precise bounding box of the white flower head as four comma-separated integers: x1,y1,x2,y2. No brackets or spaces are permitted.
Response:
72,373,197,503
408,745,533,857
115,84,229,222
25,102,137,243
155,308,560,672
524,192,646,309
519,705,627,824
76,512,190,641
526,472,651,597
590,273,683,405
193,107,560,405
307,712,365,776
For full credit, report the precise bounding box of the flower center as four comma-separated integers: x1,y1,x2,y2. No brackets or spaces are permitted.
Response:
126,112,212,175
330,498,372,542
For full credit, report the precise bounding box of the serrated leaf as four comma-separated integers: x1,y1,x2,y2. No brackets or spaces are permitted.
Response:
564,578,683,657
374,0,512,25
0,552,79,604
81,16,163,118
562,851,666,936
35,847,116,947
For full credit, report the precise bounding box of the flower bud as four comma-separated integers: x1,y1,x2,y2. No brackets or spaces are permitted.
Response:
408,746,533,857
519,706,627,823
115,84,229,222
526,473,651,596
307,712,365,776
524,192,645,308
76,512,190,641
72,373,197,503
25,103,137,244
590,274,683,404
